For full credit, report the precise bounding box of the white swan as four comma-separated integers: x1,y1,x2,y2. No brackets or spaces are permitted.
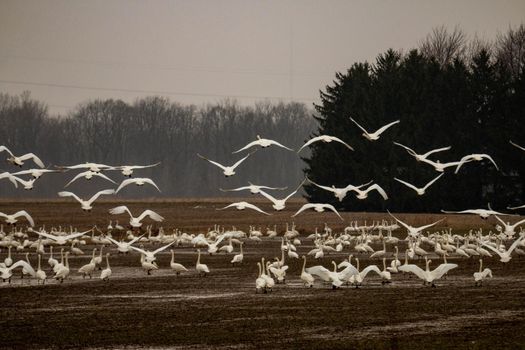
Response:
1,260,34,283
0,210,34,226
292,203,343,221
1,174,37,190
510,140,525,152
0,146,45,168
260,258,275,291
494,215,525,238
54,252,70,283
305,261,344,289
100,253,112,281
220,182,287,194
455,154,499,173
480,236,524,263
114,162,161,177
259,180,305,211
393,142,451,162
58,189,115,211
195,249,210,276
349,118,400,141
255,262,267,293
109,206,164,228
388,211,443,237
64,170,117,188
473,259,492,286
115,178,161,193
11,168,59,179
300,256,315,287
78,249,97,278
140,253,158,275
268,263,289,284
230,243,244,265
306,177,372,202
441,204,514,219
398,256,457,287
419,158,472,173
394,174,444,196
352,183,388,200
59,162,112,173
36,254,47,284
298,135,354,153
233,135,293,153
35,228,92,246
106,234,144,253
197,152,254,177
218,201,270,215
129,241,176,263
169,249,188,275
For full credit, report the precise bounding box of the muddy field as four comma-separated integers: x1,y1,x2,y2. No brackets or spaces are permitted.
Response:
1,199,525,349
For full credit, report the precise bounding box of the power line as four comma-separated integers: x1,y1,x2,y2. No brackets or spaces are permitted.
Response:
0,79,318,102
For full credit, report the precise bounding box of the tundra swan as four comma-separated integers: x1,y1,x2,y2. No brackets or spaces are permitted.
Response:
306,177,373,202
100,253,112,281
298,135,354,153
349,118,400,141
233,135,293,153
473,259,492,286
195,249,210,276
480,236,524,263
109,206,164,228
393,142,451,162
58,189,115,211
197,152,255,177
398,257,457,287
292,203,343,221
388,211,443,237
300,256,315,287
0,210,34,226
114,162,161,177
218,202,270,215
64,170,117,187
220,182,287,194
393,174,444,196
230,243,244,265
455,154,499,173
0,146,45,168
115,178,161,193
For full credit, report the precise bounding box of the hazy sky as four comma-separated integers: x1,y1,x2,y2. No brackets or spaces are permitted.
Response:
0,0,523,115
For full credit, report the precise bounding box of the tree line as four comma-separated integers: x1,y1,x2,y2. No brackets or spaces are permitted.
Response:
304,25,525,212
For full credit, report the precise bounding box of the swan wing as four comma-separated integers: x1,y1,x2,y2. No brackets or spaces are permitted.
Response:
109,205,132,217
366,184,388,200
64,230,92,241
129,245,148,255
393,142,417,156
306,177,337,193
219,186,248,192
36,231,59,241
388,211,411,230
292,203,316,217
422,146,452,158
58,191,82,203
19,153,45,168
13,210,35,227
360,265,382,278
394,177,419,192
418,218,444,231
115,178,134,193
338,265,359,279
510,140,525,152
305,265,331,281
284,179,306,201
152,240,176,254
128,234,146,245
197,154,226,171
267,139,294,151
0,145,14,156
128,162,161,169
398,264,427,280
64,172,87,187
422,173,444,190
106,236,122,247
232,140,259,154
244,203,271,215
374,120,400,135
88,189,115,204
297,137,320,153
231,152,254,170
508,236,525,254
349,117,369,134
259,189,278,205
142,178,161,192
328,136,354,150
9,260,36,276
323,204,344,221
479,241,502,256
431,263,458,280
95,172,118,185
138,210,164,222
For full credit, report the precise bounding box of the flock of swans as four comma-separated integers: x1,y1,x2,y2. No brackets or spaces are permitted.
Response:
0,116,524,294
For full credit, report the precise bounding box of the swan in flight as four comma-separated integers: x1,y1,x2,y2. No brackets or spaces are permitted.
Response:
441,204,514,219
508,204,525,210
11,168,59,179
115,178,161,193
0,210,34,226
109,206,164,228
233,135,293,153
0,146,45,168
58,189,115,211
510,140,525,152
419,158,472,173
220,182,287,194
353,183,388,200
106,234,145,253
0,173,36,190
393,174,444,196
218,201,271,215
113,162,161,177
58,162,112,173
64,170,117,188
398,256,457,287
297,135,354,153
35,228,93,245
306,177,373,202
197,152,254,177
473,259,492,286
349,118,400,141
259,180,305,211
388,211,443,238
480,236,524,263
454,154,499,173
130,241,176,263
292,203,344,221
494,215,525,238
393,142,451,162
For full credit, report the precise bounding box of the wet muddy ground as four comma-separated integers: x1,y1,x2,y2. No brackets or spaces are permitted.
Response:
1,200,524,349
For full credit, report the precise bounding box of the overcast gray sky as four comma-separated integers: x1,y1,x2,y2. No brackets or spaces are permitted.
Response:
0,0,523,115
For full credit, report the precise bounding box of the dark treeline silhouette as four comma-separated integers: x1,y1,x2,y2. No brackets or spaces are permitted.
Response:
304,25,525,212
0,94,316,198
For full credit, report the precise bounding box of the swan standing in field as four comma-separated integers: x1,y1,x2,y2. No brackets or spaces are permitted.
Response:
233,135,293,153
54,252,70,283
115,178,161,193
220,182,287,194
218,202,271,215
480,236,524,263
36,229,93,246
388,212,443,237
292,203,344,221
195,249,210,276
64,170,117,187
297,135,354,153
370,240,387,259
1,260,34,283
494,216,525,238
109,206,164,228
260,258,275,291
114,162,161,177
0,146,45,168
230,243,244,265
349,118,400,141
259,180,306,211
300,256,315,287
58,189,115,211
393,174,444,196
306,177,373,202
510,140,525,152
399,256,457,287
255,262,267,293
100,253,112,281
393,142,451,162
78,249,97,278
197,152,255,177
36,254,46,284
106,234,144,253
268,262,289,284
306,261,344,289
169,249,188,275
140,253,158,275
455,153,499,173
473,259,492,286
0,210,34,226
3,246,13,267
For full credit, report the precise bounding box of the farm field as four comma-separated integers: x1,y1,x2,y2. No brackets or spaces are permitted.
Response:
0,199,524,349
